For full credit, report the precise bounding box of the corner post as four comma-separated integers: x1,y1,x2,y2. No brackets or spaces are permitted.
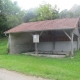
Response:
35,43,38,55
77,36,79,50
71,32,74,57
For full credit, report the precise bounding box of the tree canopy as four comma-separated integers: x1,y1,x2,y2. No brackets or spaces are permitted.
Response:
59,5,80,18
36,3,59,20
0,0,80,37
0,0,24,37
23,3,59,22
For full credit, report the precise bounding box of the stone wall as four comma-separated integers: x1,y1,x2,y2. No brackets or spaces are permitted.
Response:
9,33,34,54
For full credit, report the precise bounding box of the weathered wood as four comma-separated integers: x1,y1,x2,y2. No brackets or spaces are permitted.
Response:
40,31,43,36
71,32,74,57
7,35,10,53
63,30,71,40
51,31,55,54
30,32,33,36
35,43,38,55
52,42,55,53
77,37,79,50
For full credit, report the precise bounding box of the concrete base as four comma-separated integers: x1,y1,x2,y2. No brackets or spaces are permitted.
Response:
23,52,66,58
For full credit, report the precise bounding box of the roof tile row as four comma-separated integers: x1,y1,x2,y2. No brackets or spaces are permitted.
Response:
5,18,79,33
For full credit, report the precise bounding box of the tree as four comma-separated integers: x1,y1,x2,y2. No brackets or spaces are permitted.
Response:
36,3,59,20
74,6,80,17
2,0,24,27
0,0,24,37
23,3,59,22
59,9,74,18
0,14,7,37
23,8,36,22
0,0,8,37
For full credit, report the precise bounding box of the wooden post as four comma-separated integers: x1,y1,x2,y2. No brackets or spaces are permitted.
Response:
52,41,55,54
35,43,38,55
8,34,11,54
71,32,74,57
51,31,55,54
77,37,79,50
63,30,71,40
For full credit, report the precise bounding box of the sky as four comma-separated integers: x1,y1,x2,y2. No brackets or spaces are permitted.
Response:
11,0,80,11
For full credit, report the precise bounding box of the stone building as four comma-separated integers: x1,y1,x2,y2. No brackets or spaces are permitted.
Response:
5,18,80,56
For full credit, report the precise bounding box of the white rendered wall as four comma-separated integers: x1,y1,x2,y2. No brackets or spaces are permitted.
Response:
38,41,77,52
55,41,77,52
37,42,53,52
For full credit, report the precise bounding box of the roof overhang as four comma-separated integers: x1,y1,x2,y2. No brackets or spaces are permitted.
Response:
4,27,74,34
4,18,79,34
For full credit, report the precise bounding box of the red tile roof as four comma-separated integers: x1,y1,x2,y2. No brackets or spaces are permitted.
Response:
5,18,79,34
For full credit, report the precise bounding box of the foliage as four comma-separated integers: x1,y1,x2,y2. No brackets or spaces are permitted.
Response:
59,9,74,18
0,38,8,54
0,0,24,37
23,8,36,22
0,0,7,37
0,38,80,80
74,5,80,17
59,5,80,18
36,3,59,20
0,14,7,37
24,3,59,22
1,0,80,37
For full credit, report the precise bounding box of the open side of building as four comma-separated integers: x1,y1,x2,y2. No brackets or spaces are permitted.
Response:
5,18,80,56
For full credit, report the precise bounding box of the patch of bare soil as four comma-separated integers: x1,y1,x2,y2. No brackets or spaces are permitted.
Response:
0,69,48,80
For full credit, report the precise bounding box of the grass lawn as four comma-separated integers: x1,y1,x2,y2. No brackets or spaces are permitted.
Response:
0,38,80,80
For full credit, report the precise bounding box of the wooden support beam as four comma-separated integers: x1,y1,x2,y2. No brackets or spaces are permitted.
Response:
71,32,74,57
30,32,43,37
40,31,43,37
52,41,55,54
51,31,55,54
63,30,71,40
35,43,38,55
8,34,10,54
77,37,79,50
30,33,33,36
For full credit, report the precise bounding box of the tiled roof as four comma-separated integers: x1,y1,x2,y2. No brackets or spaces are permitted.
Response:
5,18,79,34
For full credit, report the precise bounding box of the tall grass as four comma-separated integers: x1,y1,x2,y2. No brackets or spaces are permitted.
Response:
0,38,80,80
0,38,8,54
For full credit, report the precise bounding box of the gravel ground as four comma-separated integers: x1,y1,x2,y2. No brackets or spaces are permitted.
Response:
0,69,48,80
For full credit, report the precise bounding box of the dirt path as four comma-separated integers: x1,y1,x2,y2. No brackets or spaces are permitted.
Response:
0,69,48,80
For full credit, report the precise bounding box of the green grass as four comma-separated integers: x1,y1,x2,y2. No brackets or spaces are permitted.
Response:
0,38,8,54
0,38,80,80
